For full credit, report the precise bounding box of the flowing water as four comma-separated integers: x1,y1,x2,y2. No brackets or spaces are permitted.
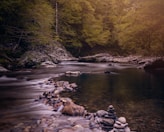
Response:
0,61,163,131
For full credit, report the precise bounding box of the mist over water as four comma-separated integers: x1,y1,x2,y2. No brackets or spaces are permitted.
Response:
0,61,163,131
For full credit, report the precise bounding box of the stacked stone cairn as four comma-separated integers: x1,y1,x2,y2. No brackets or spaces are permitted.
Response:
88,105,117,131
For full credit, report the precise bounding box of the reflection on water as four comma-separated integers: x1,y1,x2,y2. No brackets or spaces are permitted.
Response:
60,68,164,131
0,62,163,131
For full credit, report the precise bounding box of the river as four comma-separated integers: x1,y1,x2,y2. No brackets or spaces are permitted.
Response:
0,61,163,131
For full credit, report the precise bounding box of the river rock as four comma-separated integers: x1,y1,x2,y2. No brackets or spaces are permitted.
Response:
95,116,114,131
0,65,8,72
54,88,63,95
143,58,164,70
109,117,130,132
102,118,114,125
65,71,81,76
96,110,109,117
137,57,164,70
24,126,31,132
56,81,67,87
70,83,78,88
18,43,74,68
40,61,57,68
61,98,85,116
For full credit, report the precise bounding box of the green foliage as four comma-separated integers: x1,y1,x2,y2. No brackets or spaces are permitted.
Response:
57,0,83,52
57,0,111,54
22,0,55,46
0,0,55,55
106,0,164,55
81,1,110,47
0,0,163,57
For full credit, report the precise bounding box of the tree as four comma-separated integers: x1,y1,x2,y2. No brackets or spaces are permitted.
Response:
108,0,164,55
1,0,163,57
0,0,55,53
56,0,111,55
22,0,55,47
81,0,111,47
0,0,25,47
131,0,164,55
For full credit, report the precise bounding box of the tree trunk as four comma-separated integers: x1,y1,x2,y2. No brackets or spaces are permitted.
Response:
56,1,58,35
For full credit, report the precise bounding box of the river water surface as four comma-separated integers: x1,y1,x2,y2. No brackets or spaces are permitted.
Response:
0,61,163,131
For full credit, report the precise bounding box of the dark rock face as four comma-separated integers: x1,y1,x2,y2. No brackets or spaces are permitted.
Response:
143,58,164,70
18,45,74,68
79,54,164,72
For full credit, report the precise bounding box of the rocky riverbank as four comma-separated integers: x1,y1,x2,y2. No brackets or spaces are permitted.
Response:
10,77,131,132
18,45,75,68
79,53,164,71
1,50,163,71
0,42,76,70
0,65,8,72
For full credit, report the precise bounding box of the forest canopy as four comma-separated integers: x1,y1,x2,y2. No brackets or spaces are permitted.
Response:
0,0,164,57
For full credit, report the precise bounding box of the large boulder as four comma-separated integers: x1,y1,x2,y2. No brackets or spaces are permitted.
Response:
143,58,164,70
18,51,54,68
61,98,86,116
18,44,74,68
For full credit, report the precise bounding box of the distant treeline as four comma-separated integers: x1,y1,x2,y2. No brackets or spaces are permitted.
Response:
0,0,164,57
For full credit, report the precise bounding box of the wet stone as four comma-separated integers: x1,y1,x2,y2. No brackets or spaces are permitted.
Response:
24,126,31,132
70,83,78,88
109,117,130,132
14,122,24,128
65,71,81,76
96,110,109,117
